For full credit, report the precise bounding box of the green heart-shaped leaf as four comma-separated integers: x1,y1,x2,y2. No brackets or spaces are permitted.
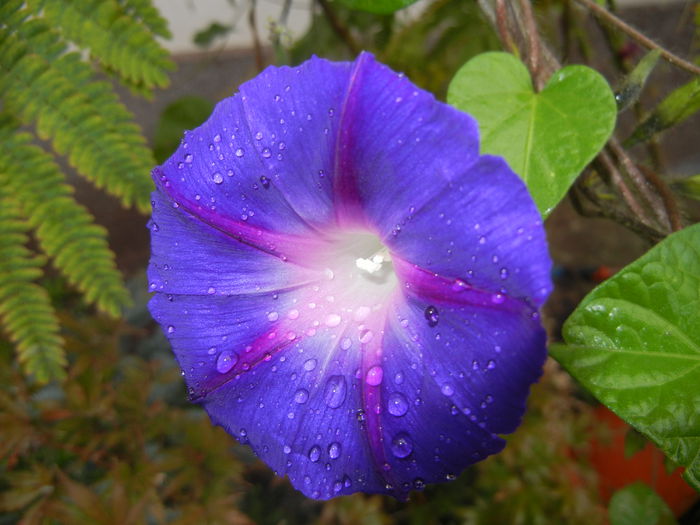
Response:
447,52,616,216
550,223,700,491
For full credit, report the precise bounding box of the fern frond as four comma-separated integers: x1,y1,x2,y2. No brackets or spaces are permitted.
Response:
26,0,174,90
117,0,172,39
0,10,156,213
0,187,66,384
0,116,131,317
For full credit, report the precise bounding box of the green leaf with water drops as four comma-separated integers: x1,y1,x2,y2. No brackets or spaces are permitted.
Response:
333,0,420,14
447,52,616,217
609,483,677,525
549,223,700,491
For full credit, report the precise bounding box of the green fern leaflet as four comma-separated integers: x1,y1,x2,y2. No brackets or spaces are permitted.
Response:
0,0,172,382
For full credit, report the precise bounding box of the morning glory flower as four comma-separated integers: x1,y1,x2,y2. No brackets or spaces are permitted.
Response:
148,52,552,500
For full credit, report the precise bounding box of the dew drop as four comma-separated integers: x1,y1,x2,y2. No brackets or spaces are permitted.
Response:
451,279,469,291
308,445,321,462
359,329,374,343
323,375,346,408
387,392,409,416
207,286,216,294
259,175,270,189
491,293,505,304
394,371,404,385
424,305,439,327
486,360,496,370
213,133,221,143
441,383,454,396
261,148,271,158
267,311,279,322
340,337,352,350
184,153,193,163
287,309,299,320
283,445,291,454
235,148,244,157
365,365,383,386
216,351,237,374
328,442,341,459
500,267,509,280
294,388,309,404
303,358,317,371
324,313,342,327
353,306,371,322
391,432,413,458
212,172,223,184
167,325,175,334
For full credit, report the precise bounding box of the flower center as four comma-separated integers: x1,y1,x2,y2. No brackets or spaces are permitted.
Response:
319,232,398,302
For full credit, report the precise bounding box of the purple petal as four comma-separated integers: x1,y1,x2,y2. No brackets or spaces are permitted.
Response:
387,155,552,307
333,54,480,230
154,56,354,237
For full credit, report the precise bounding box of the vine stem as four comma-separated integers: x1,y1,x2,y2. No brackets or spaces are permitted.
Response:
317,0,361,56
574,0,700,76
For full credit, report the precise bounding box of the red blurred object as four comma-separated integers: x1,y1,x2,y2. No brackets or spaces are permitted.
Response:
591,265,615,283
589,406,699,517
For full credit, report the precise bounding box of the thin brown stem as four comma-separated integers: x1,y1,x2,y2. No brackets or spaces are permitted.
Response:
574,0,700,76
317,0,361,56
638,165,683,232
518,0,543,89
249,0,264,72
595,150,648,224
496,0,517,55
572,179,664,243
609,139,670,231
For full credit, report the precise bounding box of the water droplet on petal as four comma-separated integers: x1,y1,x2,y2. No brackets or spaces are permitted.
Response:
365,365,383,386
235,148,244,157
303,358,317,371
387,392,408,416
359,329,373,343
287,309,299,320
216,351,237,373
261,148,271,158
353,306,370,322
441,384,454,396
340,337,352,350
424,305,439,327
259,175,270,189
167,325,175,334
491,293,505,304
308,445,321,462
391,432,413,458
500,267,509,279
324,313,342,327
323,375,346,408
328,442,341,459
294,388,309,404
184,153,193,163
